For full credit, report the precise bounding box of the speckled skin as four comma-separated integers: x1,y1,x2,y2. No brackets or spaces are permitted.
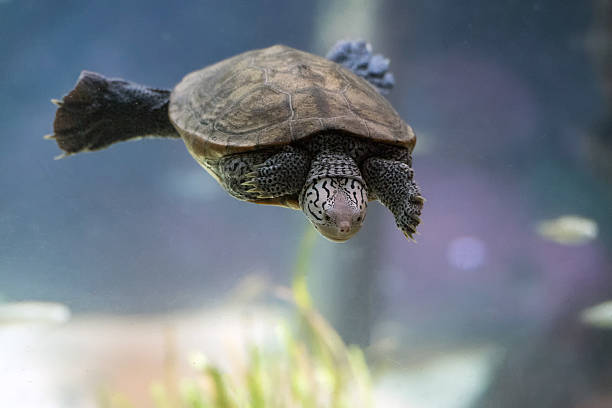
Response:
363,157,423,239
211,132,422,238
49,41,423,240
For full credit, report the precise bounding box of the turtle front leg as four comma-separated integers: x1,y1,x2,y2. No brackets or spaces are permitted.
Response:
240,147,310,198
362,157,424,240
218,147,309,200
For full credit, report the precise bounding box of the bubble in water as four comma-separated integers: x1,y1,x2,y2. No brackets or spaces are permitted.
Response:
446,236,486,270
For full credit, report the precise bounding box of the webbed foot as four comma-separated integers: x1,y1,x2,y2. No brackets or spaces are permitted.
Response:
240,163,275,198
326,40,395,94
363,157,424,241
238,147,309,199
396,193,425,241
49,71,177,156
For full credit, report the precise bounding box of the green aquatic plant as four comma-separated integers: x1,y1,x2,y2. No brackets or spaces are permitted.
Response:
101,228,373,408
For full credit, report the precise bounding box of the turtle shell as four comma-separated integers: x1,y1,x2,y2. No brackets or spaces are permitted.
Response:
169,45,415,162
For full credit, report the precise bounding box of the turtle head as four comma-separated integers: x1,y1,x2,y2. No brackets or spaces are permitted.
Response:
299,177,367,242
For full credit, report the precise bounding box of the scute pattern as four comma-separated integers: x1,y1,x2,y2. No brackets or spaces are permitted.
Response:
169,45,415,161
215,86,291,134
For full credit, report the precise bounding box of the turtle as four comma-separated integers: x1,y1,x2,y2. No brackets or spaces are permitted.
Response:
48,40,423,242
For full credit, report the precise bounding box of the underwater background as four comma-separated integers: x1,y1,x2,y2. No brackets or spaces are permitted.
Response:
1,0,611,407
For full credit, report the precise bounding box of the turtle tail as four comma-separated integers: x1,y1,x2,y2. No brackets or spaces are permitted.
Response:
47,71,180,157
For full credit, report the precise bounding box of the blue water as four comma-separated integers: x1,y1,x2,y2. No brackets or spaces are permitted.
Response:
1,1,611,406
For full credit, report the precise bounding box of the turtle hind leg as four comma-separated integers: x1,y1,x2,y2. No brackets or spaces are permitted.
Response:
326,40,395,94
49,71,179,156
362,157,424,241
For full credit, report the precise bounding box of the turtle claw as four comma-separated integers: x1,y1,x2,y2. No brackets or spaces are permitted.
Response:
51,98,63,107
241,180,257,187
414,195,426,204
43,133,56,140
397,206,421,242
53,152,71,160
239,162,278,198
399,219,419,242
247,187,273,198
239,167,268,198
403,230,417,243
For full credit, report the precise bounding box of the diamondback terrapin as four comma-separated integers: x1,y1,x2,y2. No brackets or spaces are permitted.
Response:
48,41,423,242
